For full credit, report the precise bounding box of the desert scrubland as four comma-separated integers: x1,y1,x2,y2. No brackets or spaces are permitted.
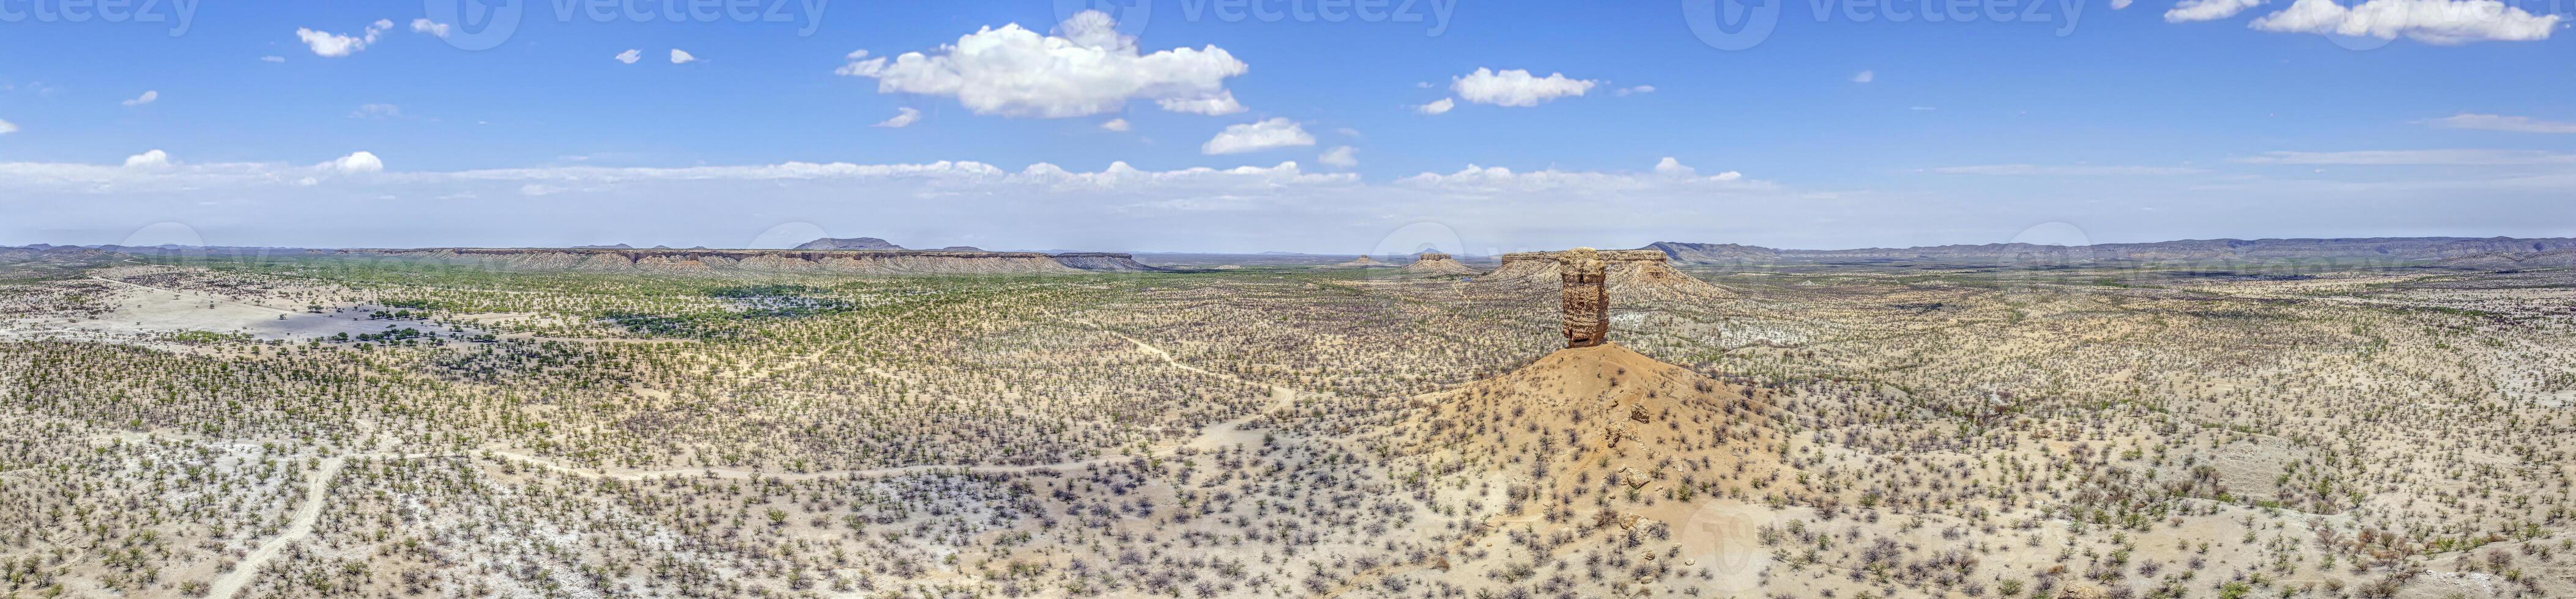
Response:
1,249,2569,599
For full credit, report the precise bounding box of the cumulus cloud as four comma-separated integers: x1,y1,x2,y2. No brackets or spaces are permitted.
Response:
327,151,385,173
670,49,697,64
1201,118,1315,155
0,119,14,134
122,90,159,106
1319,146,1359,168
614,50,642,64
1154,90,1247,116
124,150,171,169
2166,0,2266,21
1614,85,1656,96
409,18,450,38
297,20,393,57
873,107,922,128
1415,98,1455,115
1100,119,1131,131
2419,113,2576,133
1450,68,1597,107
836,10,1249,119
2249,0,2558,43
1401,158,1753,191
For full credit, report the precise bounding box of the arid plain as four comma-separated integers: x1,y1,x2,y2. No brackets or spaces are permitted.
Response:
2,244,2570,599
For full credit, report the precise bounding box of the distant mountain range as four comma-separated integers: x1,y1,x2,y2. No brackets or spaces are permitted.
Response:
1646,237,2576,266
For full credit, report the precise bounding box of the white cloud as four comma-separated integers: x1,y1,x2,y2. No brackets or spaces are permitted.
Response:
122,90,159,106
2419,113,2576,133
261,56,286,63
349,103,403,119
1201,118,1314,155
836,10,1249,119
1614,85,1657,96
2166,0,2265,21
1100,118,1131,131
2249,0,2558,43
409,18,450,38
1401,158,1755,191
327,151,385,174
1319,146,1358,168
2112,0,2134,8
1850,70,1875,83
1009,161,1356,191
1450,68,1597,107
614,49,642,64
873,107,922,128
0,119,14,134
2236,149,2576,165
1153,90,1247,116
124,150,172,169
1652,157,1696,177
1929,164,2210,175
297,20,393,57
670,49,697,64
16,151,2571,254
1415,97,1455,116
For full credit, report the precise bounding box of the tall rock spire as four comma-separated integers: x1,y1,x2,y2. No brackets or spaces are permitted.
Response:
1560,248,1608,348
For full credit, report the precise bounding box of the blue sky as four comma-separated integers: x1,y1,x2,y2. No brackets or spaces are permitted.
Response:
1,0,2570,252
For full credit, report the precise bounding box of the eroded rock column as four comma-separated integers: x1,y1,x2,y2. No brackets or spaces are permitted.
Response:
1561,248,1608,348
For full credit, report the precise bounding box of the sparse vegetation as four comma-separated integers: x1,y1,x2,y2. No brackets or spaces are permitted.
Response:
2,254,2570,598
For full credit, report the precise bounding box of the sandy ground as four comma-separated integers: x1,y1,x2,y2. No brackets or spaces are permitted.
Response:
0,278,421,343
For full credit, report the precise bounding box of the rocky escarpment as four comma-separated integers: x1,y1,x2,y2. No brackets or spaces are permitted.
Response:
2438,249,2576,271
1476,249,1732,301
1397,252,1475,276
338,248,1157,275
1047,252,1162,271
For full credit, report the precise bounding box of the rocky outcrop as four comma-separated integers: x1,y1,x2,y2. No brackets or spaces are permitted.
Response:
1560,248,1608,348
793,237,904,251
340,248,1155,276
1398,252,1476,276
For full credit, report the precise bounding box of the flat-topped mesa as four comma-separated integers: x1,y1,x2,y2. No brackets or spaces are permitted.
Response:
1560,248,1609,348
1400,252,1477,276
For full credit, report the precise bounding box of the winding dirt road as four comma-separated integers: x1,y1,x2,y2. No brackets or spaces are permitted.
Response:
207,456,344,599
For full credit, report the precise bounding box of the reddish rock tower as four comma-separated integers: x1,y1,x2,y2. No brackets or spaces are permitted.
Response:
1560,248,1608,348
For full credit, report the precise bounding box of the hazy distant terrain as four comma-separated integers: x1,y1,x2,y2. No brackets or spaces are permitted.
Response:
1,243,2571,598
